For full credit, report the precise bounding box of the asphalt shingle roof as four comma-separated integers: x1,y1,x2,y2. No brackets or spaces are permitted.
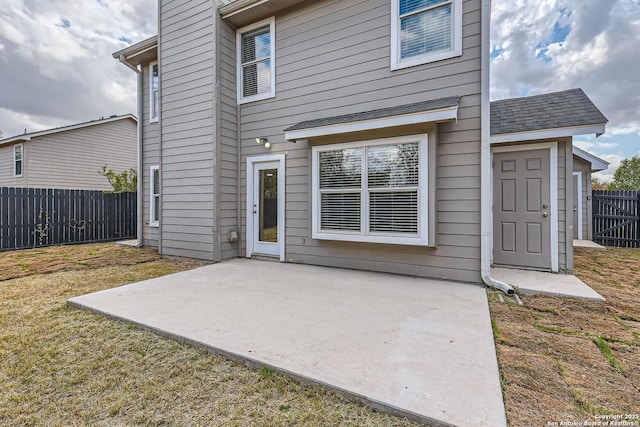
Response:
284,96,460,132
490,88,607,136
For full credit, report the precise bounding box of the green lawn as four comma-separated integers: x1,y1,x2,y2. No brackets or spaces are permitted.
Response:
0,243,419,426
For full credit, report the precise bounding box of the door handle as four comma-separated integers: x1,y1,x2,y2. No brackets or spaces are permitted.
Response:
542,212,549,218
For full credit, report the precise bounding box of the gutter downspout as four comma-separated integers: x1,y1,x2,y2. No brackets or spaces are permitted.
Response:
119,54,144,248
480,0,514,296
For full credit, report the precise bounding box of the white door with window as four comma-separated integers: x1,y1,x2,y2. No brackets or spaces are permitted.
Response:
246,154,285,260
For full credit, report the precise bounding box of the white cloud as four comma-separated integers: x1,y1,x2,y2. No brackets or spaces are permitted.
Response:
593,153,626,183
574,140,619,151
491,0,640,127
0,0,156,136
607,123,640,136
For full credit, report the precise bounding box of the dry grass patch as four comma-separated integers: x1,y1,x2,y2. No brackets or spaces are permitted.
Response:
0,243,420,426
490,247,640,426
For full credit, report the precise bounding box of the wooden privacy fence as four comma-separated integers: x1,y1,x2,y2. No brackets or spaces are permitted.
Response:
0,187,136,251
592,190,640,248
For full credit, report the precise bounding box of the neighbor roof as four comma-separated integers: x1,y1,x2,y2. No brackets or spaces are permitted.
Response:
573,146,609,172
490,88,608,143
0,114,137,146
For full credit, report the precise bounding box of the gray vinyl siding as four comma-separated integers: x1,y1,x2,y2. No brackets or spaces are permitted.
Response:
573,155,592,240
159,0,217,260
219,19,239,259
142,63,161,248
0,119,136,191
237,0,483,282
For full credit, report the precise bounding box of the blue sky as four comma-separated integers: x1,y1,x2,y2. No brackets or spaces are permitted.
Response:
491,0,640,182
0,0,638,181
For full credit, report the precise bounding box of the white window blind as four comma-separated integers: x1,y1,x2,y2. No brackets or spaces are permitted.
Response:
319,148,362,231
313,136,428,245
400,0,452,59
391,0,461,70
367,143,419,234
237,18,275,103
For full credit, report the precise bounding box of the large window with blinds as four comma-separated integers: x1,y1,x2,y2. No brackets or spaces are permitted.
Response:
391,0,462,70
312,135,428,245
237,17,275,104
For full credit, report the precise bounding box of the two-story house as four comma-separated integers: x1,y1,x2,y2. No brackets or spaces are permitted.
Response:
114,0,606,290
0,115,137,191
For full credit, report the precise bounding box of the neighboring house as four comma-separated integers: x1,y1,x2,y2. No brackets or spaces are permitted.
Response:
0,115,137,191
572,146,608,241
114,0,606,287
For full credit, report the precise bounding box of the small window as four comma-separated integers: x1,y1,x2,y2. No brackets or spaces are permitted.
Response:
150,165,160,227
14,144,23,177
150,62,159,122
237,17,275,104
391,0,462,70
312,135,428,246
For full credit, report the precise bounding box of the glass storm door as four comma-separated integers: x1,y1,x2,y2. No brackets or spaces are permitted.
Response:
252,161,280,256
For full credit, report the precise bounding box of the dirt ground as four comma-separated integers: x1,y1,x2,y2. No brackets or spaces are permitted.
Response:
489,247,640,426
2,242,639,426
0,243,421,427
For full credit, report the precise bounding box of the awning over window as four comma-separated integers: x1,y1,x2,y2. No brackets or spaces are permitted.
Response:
284,96,460,141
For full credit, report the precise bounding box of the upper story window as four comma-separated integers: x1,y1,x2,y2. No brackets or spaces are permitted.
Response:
150,165,160,227
391,0,462,70
311,135,429,246
14,144,23,177
150,62,159,122
237,17,275,104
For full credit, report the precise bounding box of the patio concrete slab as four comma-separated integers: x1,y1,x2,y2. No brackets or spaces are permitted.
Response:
68,259,507,427
573,239,606,250
492,267,605,301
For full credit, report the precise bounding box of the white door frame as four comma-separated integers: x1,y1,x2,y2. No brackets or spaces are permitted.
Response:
573,171,583,240
246,153,286,261
492,142,559,272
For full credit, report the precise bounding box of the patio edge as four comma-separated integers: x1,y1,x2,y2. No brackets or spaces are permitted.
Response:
66,298,457,427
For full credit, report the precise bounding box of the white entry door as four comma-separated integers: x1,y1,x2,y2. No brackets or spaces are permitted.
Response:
247,155,285,260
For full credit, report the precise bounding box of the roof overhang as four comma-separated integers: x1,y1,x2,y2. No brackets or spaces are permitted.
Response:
284,97,460,141
573,146,609,172
0,114,137,147
220,0,308,27
112,36,158,67
490,123,607,145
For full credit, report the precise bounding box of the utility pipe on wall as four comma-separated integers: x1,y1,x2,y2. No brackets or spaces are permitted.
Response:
479,0,514,296
119,54,144,248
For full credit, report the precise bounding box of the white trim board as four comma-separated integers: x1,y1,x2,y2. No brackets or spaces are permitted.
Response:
285,107,457,141
490,124,606,144
492,142,559,272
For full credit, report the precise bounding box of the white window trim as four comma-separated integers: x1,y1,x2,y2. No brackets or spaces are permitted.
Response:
312,134,429,246
236,17,276,104
14,143,23,177
390,0,463,71
149,62,159,123
150,165,160,228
